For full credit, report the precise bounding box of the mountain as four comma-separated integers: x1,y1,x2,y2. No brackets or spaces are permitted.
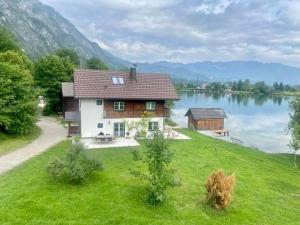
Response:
0,0,129,69
137,61,300,84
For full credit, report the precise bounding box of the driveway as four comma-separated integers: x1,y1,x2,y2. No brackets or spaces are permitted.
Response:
0,117,67,174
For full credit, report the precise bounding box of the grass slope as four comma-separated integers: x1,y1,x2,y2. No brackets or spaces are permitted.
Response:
0,125,41,156
0,129,299,225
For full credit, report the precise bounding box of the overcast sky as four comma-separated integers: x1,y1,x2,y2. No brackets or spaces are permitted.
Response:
39,0,300,66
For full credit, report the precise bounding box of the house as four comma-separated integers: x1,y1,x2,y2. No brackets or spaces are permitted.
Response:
61,68,179,138
185,108,227,130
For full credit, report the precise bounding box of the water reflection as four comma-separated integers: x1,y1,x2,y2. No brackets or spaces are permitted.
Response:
172,91,291,153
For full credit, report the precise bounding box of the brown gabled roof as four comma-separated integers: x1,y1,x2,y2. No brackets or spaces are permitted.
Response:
73,69,179,100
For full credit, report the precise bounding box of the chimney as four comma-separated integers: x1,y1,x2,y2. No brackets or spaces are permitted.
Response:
130,65,137,81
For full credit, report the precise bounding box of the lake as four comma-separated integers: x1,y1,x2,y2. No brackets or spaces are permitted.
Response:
172,92,292,154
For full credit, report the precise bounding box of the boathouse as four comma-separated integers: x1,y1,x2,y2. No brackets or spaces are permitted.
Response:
185,108,227,131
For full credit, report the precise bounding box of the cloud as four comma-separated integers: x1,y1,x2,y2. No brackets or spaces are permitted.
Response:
39,0,300,67
193,0,239,15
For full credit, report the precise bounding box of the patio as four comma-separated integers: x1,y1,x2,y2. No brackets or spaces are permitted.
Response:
81,137,140,149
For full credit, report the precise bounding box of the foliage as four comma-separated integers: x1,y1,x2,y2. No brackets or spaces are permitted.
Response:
55,48,80,66
205,170,235,210
207,82,226,92
85,57,108,70
165,118,177,127
130,131,177,205
34,54,73,114
47,142,103,185
0,27,20,52
175,77,299,94
126,111,153,138
0,51,38,134
288,97,300,167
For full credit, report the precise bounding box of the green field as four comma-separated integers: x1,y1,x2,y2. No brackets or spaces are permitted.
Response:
0,125,41,156
0,129,299,225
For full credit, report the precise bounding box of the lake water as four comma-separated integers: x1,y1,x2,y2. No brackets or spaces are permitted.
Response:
172,92,292,154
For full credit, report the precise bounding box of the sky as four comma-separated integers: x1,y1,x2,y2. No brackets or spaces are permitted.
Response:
39,0,300,66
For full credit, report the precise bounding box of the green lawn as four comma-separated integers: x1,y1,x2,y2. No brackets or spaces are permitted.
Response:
0,129,299,225
0,125,41,156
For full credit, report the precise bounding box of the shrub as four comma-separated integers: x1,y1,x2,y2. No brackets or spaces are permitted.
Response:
130,131,178,205
47,142,103,185
205,170,235,210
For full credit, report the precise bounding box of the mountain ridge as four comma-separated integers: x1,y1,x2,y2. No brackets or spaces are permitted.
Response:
0,0,129,69
136,60,300,84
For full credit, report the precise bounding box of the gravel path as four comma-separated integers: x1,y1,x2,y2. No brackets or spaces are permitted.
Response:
0,117,67,174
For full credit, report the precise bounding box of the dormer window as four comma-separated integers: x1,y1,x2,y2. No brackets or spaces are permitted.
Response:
112,77,124,85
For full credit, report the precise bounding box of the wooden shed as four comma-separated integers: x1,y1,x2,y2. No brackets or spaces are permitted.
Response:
185,108,227,131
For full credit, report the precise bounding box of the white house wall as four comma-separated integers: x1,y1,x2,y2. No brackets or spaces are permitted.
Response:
80,99,164,138
80,99,104,138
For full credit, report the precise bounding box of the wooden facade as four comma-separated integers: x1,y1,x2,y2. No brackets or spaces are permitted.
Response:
62,97,79,117
185,108,226,131
104,100,166,118
189,118,224,130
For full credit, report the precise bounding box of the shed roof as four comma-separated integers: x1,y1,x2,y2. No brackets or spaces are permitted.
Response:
73,69,179,100
61,82,74,97
185,108,227,120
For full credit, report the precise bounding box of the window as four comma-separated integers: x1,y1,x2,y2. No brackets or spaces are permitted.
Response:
96,100,102,105
118,77,124,84
114,101,125,111
97,123,103,128
148,121,159,131
146,102,156,111
112,77,118,84
112,77,124,85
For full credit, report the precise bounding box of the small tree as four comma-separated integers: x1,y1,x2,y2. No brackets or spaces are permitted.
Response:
126,111,153,138
85,57,108,70
289,127,300,167
289,97,300,167
130,131,178,205
205,170,235,210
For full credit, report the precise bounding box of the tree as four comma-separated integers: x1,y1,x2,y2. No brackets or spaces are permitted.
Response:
0,51,37,134
289,97,300,167
55,48,80,66
278,82,284,91
237,80,243,91
0,27,20,52
243,79,251,92
85,57,108,70
231,81,237,91
253,81,269,94
34,55,73,114
126,111,152,138
130,131,178,205
273,82,279,91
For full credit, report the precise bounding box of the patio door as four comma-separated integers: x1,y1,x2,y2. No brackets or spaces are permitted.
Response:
114,122,125,137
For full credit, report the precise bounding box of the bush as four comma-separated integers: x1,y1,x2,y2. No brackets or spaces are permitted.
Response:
205,170,235,210
47,142,103,185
